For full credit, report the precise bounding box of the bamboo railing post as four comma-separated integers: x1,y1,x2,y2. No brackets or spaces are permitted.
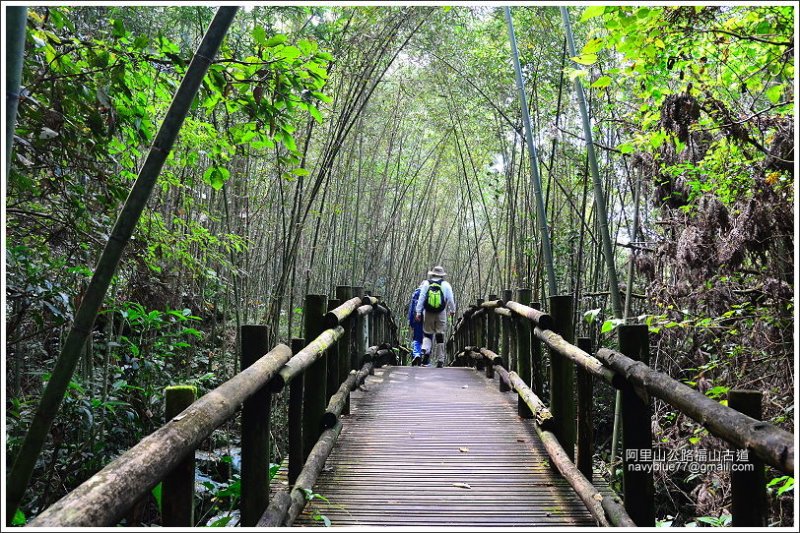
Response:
515,289,533,419
576,337,594,481
549,295,576,462
466,311,474,349
302,295,327,462
162,385,196,526
531,301,544,396
487,294,498,352
730,390,767,527
240,325,271,526
618,324,654,526
325,298,340,403
501,289,512,369
335,286,353,413
351,286,364,370
476,298,485,349
288,339,305,485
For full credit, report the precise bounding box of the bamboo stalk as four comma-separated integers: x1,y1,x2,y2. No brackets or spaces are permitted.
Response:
6,7,27,176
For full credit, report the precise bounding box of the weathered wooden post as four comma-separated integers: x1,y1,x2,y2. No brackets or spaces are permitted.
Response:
619,324,654,526
288,338,305,485
335,286,353,413
240,325,271,526
515,289,533,419
531,301,544,396
485,297,496,377
162,385,196,526
326,298,340,403
501,289,512,369
549,295,576,462
730,390,767,527
576,337,594,480
487,294,498,352
352,286,365,370
351,286,363,369
508,298,518,374
303,295,327,462
475,298,485,350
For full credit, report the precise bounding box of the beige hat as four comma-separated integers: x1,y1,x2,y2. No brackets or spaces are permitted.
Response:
428,265,447,278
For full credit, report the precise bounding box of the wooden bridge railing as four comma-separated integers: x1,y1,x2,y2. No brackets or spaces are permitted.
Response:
450,290,794,528
27,286,401,528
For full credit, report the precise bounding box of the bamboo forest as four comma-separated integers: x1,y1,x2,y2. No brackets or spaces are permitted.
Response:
3,3,796,529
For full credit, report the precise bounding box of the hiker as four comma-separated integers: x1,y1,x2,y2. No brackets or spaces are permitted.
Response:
407,287,424,366
414,265,456,367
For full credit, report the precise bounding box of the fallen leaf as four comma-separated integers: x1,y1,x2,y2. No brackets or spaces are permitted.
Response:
452,482,472,489
516,438,525,443
593,494,603,501
458,447,469,453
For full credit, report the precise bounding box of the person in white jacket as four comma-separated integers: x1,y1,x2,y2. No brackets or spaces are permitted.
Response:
414,265,456,367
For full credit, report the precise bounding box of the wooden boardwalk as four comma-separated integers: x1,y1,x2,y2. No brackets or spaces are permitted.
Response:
294,366,599,527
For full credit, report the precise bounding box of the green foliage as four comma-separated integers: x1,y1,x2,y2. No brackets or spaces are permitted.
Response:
692,513,732,527
767,475,794,496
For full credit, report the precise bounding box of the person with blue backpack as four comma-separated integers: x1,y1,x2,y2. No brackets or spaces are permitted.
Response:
414,265,456,367
407,287,425,366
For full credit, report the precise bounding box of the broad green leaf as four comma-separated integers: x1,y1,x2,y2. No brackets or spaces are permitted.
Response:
292,168,310,176
252,26,267,45
600,320,614,334
581,38,604,55
590,75,612,88
202,166,230,191
580,5,605,22
308,105,323,124
583,308,601,324
765,83,784,104
570,53,598,66
617,142,635,154
265,34,287,47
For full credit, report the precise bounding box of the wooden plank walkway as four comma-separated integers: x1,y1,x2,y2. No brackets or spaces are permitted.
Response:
293,366,600,526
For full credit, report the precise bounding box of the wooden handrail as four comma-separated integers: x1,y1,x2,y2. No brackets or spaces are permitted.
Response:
477,349,633,527
597,347,794,474
28,343,293,527
533,327,621,387
323,296,364,328
505,300,554,330
28,282,402,528
270,327,345,392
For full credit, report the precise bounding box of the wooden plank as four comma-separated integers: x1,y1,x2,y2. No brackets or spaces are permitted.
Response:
291,366,601,526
